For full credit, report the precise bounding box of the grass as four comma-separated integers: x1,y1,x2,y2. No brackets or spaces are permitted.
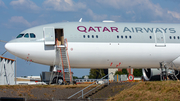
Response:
0,84,98,89
107,81,180,101
4,82,179,100
0,84,98,99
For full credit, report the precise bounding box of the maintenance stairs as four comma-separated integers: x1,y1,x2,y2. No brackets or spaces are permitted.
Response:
50,39,73,84
59,47,69,68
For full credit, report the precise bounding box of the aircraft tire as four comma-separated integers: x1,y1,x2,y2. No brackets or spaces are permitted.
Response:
52,77,63,85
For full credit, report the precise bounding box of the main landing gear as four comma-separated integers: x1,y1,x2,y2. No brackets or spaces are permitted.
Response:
159,62,179,81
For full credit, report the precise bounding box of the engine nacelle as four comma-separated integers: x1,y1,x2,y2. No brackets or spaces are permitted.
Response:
142,68,161,81
142,68,180,81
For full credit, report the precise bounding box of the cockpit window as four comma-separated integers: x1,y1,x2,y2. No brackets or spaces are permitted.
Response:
16,34,24,38
30,33,36,38
24,33,29,38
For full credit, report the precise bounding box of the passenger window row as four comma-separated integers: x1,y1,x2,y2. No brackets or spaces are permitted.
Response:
83,35,98,38
169,36,180,39
117,35,132,39
16,33,36,38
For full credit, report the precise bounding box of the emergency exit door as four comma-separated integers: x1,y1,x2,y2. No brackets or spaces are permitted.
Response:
154,28,166,47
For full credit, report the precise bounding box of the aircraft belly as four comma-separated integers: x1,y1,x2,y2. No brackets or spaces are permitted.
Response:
68,42,180,68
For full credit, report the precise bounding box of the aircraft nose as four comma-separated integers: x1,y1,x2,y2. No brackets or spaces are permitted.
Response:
5,42,11,52
5,42,28,60
5,42,15,54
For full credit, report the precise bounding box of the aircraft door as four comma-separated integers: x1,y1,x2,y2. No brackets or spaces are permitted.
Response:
154,28,166,47
43,27,55,45
55,29,64,45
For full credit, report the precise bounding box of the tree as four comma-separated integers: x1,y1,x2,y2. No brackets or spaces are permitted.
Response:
115,69,129,75
133,69,142,77
82,76,85,79
114,71,123,75
122,69,129,75
89,69,106,79
73,76,79,79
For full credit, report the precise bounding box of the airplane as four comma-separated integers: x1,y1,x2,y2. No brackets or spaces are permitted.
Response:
4,20,180,81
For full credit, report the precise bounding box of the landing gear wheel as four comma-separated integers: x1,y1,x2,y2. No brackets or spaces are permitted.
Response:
52,77,63,85
57,78,63,85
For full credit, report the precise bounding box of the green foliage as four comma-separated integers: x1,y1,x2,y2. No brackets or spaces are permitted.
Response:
89,69,106,79
122,69,129,75
133,69,142,77
114,71,123,75
73,76,79,79
81,76,85,79
115,69,129,76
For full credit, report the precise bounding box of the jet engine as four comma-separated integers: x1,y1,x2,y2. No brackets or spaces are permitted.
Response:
142,68,161,81
142,68,180,81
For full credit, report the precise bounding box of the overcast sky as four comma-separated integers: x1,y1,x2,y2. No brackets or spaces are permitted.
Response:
0,0,180,77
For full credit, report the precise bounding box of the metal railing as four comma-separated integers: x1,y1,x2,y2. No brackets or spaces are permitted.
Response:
68,72,113,99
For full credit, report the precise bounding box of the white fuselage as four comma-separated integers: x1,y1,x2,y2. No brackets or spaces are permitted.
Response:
5,42,180,69
4,22,180,69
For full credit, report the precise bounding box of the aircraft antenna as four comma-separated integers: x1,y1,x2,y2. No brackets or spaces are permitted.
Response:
79,18,82,22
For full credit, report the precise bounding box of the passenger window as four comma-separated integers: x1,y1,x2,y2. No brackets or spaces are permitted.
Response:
170,36,172,39
83,35,85,38
125,36,127,39
24,33,29,38
178,36,180,39
30,33,36,38
117,35,119,38
96,35,98,38
88,35,90,38
121,36,123,38
150,36,152,39
129,36,131,39
16,34,24,38
174,36,176,39
92,35,94,38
